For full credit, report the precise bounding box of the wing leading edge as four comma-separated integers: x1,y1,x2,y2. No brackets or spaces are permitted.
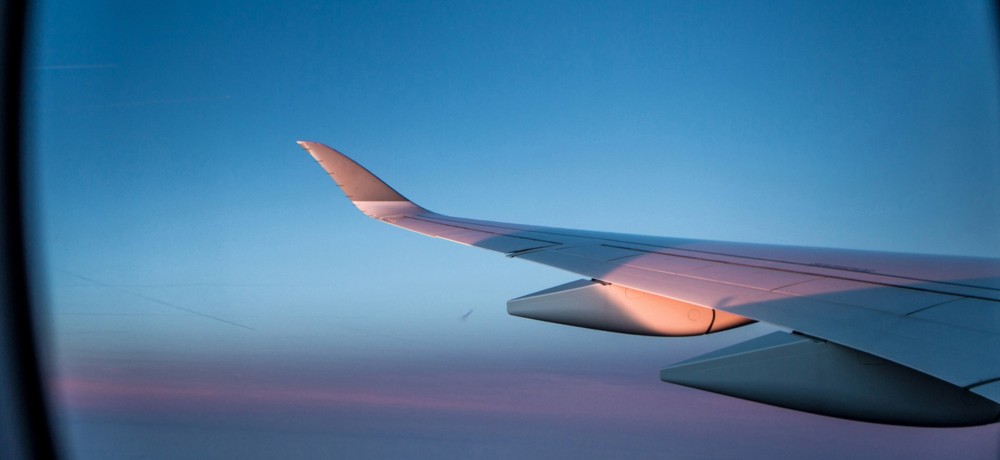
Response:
298,141,1000,426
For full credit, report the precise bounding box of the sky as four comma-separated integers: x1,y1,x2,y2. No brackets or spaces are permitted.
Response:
26,0,1000,459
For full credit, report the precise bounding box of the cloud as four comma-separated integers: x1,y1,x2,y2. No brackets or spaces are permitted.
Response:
53,365,702,428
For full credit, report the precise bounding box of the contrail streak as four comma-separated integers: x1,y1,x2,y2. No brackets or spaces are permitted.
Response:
56,269,256,332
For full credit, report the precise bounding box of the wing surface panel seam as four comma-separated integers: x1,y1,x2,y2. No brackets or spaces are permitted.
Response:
614,243,1000,294
599,244,1000,304
903,297,966,317
423,215,1000,295
966,376,1000,391
408,216,562,246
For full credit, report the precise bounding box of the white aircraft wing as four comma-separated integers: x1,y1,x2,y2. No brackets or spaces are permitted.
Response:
298,141,1000,427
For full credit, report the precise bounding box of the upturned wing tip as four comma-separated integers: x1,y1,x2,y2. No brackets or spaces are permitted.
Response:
298,141,428,217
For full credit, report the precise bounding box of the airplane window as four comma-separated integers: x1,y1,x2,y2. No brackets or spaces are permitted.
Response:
27,1,1000,459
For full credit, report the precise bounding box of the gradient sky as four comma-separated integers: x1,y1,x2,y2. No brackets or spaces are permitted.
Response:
27,1,1000,459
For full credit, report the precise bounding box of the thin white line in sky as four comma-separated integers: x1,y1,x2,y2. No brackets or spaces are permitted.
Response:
55,268,257,332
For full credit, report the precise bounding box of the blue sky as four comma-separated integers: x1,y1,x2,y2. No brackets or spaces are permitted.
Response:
28,1,1000,458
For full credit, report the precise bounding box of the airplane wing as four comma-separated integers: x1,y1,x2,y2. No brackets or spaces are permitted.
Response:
298,141,1000,427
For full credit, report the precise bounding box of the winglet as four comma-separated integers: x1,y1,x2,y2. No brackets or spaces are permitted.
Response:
297,141,429,219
